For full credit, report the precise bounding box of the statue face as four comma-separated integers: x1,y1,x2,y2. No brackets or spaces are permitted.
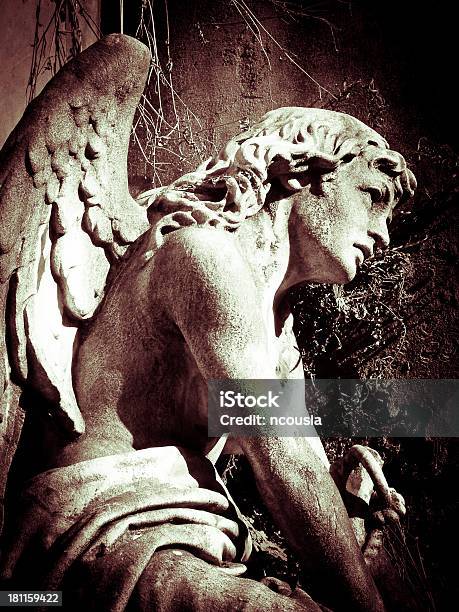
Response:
287,155,396,285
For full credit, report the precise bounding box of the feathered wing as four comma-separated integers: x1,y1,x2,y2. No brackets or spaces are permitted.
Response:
0,34,151,525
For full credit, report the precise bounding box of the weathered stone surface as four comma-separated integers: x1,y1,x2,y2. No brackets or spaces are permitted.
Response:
66,108,415,610
0,35,151,535
0,35,417,611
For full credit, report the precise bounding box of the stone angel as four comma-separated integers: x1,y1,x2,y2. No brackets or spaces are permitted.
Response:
0,34,416,611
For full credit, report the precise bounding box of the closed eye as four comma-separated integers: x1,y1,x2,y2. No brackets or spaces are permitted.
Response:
360,187,393,219
361,187,394,224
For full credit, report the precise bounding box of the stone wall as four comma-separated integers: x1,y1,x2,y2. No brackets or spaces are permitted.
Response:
0,0,100,148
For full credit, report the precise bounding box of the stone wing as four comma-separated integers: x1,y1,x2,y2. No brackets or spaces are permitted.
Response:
0,34,151,529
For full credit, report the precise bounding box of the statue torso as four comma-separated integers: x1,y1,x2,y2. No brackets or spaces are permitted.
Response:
51,227,303,469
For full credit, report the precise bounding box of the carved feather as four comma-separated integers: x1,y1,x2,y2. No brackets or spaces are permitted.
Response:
0,35,151,531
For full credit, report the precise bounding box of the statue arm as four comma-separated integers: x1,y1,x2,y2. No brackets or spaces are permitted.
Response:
158,227,385,612
240,437,385,612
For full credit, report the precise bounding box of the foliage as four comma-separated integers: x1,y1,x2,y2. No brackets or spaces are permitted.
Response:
28,0,99,102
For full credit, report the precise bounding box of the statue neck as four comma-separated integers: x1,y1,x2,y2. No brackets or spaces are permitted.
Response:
234,203,292,336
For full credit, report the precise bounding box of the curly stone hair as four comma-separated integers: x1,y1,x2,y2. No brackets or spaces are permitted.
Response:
138,108,417,246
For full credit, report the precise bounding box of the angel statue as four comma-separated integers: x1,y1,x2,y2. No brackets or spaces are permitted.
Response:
0,35,417,611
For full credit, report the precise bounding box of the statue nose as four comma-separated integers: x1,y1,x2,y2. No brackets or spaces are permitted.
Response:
369,219,390,249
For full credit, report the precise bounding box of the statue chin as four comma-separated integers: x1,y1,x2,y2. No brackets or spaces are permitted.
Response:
308,259,358,285
326,249,362,284
335,264,358,285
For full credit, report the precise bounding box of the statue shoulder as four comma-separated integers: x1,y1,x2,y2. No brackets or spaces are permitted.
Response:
155,226,252,290
151,226,262,342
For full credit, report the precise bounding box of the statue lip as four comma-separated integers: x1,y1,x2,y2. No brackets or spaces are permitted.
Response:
354,243,373,260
